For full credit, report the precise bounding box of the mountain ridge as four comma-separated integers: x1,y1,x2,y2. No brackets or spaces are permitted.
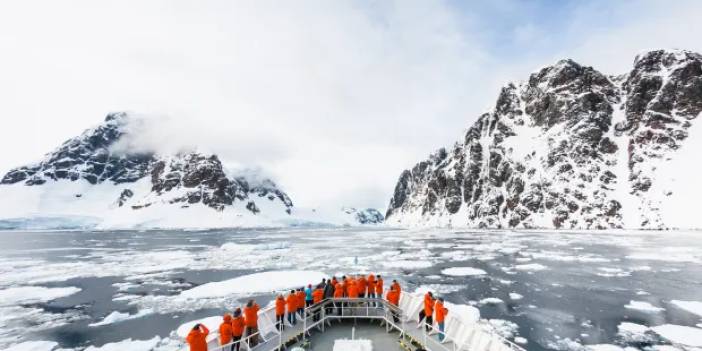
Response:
385,49,702,229
0,113,383,229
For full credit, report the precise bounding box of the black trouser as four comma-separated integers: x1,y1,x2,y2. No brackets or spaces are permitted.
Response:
306,300,312,307
425,315,433,331
276,314,284,330
244,326,259,347
232,336,241,351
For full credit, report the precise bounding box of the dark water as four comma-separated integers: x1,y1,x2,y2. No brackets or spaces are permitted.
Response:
1,228,701,350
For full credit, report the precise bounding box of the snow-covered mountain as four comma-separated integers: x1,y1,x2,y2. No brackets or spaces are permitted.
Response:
386,49,702,230
0,113,381,229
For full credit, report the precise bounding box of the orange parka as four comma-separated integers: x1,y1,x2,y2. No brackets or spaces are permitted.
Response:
424,293,434,318
312,288,324,303
275,296,285,316
231,315,244,337
186,324,209,351
219,315,233,345
375,278,383,295
367,274,376,294
386,289,399,306
348,283,359,298
334,283,344,298
244,303,260,327
435,300,448,323
286,293,296,313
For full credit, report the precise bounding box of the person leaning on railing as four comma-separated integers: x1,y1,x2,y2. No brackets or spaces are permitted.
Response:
434,297,449,342
186,323,209,351
422,291,435,332
286,290,297,326
243,300,260,347
219,313,234,350
367,273,376,299
295,288,305,318
385,284,400,323
231,309,244,351
275,294,286,331
333,280,344,314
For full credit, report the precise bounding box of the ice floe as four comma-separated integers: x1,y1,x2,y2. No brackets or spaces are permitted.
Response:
382,260,433,269
509,293,523,300
514,336,527,344
487,319,519,339
440,267,487,276
514,263,548,271
0,286,81,306
89,309,154,327
670,300,702,317
617,322,657,343
414,284,464,294
85,336,161,351
624,300,665,313
479,297,504,305
180,270,327,299
651,324,702,347
5,341,58,351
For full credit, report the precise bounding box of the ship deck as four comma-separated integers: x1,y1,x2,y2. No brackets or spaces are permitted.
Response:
186,296,525,351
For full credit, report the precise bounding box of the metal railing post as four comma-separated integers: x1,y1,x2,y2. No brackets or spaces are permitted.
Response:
303,305,307,346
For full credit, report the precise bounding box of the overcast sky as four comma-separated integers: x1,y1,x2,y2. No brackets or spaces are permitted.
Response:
1,0,701,210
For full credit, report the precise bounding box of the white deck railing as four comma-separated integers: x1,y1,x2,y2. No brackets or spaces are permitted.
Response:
181,294,526,351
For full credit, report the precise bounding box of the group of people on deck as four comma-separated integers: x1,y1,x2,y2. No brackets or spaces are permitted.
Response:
421,291,449,341
186,299,261,351
186,272,448,351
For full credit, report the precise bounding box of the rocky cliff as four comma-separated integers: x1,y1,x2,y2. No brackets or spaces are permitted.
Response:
385,49,702,229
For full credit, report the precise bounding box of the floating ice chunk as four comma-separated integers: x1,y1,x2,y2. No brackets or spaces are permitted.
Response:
479,297,504,305
415,285,463,294
596,268,631,278
514,337,528,344
514,263,547,271
651,324,702,347
624,300,664,313
0,286,81,306
487,319,519,338
89,309,153,327
670,300,702,317
5,341,58,351
441,267,487,276
382,260,433,269
586,344,629,351
180,270,327,299
509,293,523,300
617,322,656,343
84,336,161,351
636,291,650,296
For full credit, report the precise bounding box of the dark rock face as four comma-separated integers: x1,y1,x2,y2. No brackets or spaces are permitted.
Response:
386,49,702,229
1,113,294,216
2,112,155,186
341,207,384,225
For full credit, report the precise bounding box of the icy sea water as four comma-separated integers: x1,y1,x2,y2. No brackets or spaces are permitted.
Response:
1,228,701,351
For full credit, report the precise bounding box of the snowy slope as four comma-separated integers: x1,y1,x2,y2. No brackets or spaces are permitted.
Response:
0,113,382,229
386,49,702,230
